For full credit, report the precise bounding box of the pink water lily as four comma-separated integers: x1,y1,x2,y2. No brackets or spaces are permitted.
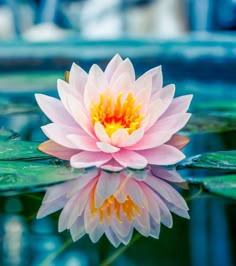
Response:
36,54,192,171
37,167,189,247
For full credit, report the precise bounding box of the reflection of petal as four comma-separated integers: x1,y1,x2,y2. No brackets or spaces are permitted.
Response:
37,166,189,247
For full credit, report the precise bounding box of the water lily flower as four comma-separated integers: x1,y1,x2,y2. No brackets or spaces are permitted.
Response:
37,167,189,247
36,54,192,171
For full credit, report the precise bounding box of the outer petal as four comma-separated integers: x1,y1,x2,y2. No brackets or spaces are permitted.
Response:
69,62,88,97
57,80,95,138
165,134,190,150
105,54,123,82
138,144,185,165
71,151,112,168
41,123,86,149
67,134,100,151
144,84,175,130
35,94,78,127
112,149,148,169
110,58,135,84
160,94,193,119
148,113,191,136
127,130,171,150
38,140,80,160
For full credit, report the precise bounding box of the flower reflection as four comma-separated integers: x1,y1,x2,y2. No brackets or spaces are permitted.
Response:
37,167,189,247
36,54,192,171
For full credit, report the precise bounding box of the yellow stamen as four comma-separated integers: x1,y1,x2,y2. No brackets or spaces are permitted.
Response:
91,91,144,136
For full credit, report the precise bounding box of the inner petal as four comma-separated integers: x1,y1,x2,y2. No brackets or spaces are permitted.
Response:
90,91,144,137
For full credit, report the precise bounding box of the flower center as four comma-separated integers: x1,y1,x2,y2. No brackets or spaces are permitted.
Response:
90,92,143,137
91,195,141,223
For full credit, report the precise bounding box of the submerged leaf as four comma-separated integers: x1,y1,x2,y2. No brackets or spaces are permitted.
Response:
180,150,236,170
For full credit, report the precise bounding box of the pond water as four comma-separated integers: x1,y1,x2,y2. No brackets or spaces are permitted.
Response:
0,70,236,266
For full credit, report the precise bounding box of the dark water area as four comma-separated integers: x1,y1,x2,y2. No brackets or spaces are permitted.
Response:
0,69,235,266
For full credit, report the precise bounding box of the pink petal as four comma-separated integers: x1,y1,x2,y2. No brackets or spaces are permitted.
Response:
96,171,120,199
110,58,135,84
120,128,144,147
148,113,191,135
100,158,124,172
111,128,129,146
96,142,120,153
35,94,78,127
134,73,152,111
160,94,193,119
164,202,190,219
57,80,95,138
165,134,190,150
151,166,185,183
84,199,99,233
105,54,123,82
67,134,100,151
94,123,111,144
138,144,185,165
111,72,133,96
69,62,88,97
141,98,162,130
127,130,171,150
70,151,112,168
142,65,163,93
41,123,85,149
145,84,175,130
38,140,80,160
112,149,148,169
115,227,134,245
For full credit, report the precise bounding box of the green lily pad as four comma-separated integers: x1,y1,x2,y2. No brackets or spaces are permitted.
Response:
0,140,51,161
0,128,18,140
180,150,236,170
186,174,236,200
0,160,83,194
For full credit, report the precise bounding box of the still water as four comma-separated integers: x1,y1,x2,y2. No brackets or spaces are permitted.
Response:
0,71,235,266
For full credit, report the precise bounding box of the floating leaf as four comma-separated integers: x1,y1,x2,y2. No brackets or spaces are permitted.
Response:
0,160,83,194
180,150,236,170
186,174,236,200
0,140,51,161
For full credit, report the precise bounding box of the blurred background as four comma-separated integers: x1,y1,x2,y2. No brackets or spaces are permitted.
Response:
1,0,236,40
0,1,236,266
